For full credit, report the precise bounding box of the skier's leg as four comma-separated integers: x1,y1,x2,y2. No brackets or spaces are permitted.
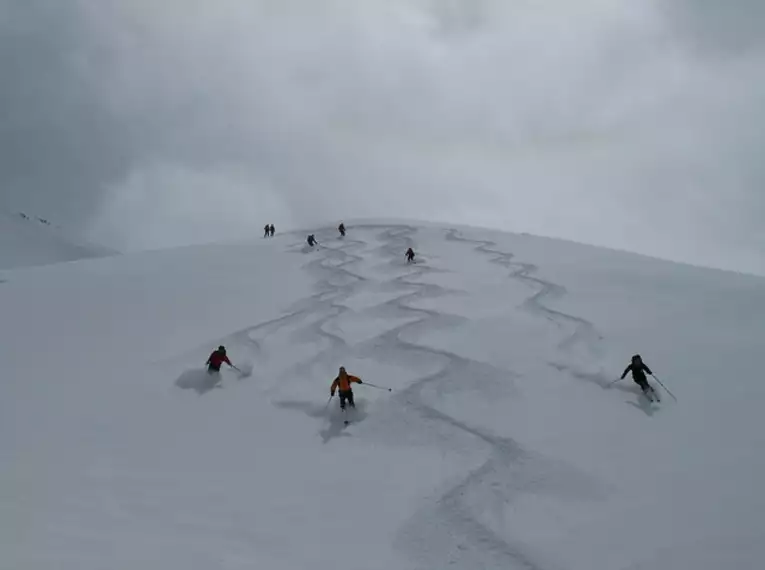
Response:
208,368,222,387
347,391,355,408
636,378,653,401
339,392,347,410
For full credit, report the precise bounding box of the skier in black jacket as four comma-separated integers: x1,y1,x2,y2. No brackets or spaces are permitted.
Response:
621,354,659,401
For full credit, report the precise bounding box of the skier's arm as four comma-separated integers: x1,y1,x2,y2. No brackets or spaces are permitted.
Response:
330,378,339,396
349,375,362,384
620,365,631,379
224,356,233,367
642,364,653,375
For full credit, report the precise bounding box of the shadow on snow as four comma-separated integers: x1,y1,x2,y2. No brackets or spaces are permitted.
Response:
274,398,370,443
174,364,254,395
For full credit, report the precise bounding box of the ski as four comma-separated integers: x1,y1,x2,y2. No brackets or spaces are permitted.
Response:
639,388,657,403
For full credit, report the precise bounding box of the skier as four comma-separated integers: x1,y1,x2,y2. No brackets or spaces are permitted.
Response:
330,366,363,410
405,247,415,263
620,354,659,401
307,234,317,247
264,224,270,238
206,345,235,374
338,222,346,237
269,224,275,237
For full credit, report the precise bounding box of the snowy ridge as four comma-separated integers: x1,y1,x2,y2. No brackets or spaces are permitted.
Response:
0,210,114,269
3,222,765,569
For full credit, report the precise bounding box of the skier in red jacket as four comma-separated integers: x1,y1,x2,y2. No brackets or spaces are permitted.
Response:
207,345,234,374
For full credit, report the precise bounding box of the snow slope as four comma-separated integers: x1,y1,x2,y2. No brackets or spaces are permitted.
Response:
0,211,114,270
2,222,765,570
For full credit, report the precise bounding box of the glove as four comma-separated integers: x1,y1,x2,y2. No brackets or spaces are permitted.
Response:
357,380,363,384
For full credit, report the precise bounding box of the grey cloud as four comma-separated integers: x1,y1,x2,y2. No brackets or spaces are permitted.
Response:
662,0,765,55
1,1,764,274
0,0,130,222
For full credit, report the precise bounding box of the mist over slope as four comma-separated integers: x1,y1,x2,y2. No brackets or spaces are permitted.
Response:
2,221,765,570
3,1,765,273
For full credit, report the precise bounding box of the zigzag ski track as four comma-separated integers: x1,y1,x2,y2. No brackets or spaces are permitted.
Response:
213,224,608,569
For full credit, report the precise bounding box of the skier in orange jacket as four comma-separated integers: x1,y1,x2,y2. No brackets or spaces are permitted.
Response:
330,366,362,410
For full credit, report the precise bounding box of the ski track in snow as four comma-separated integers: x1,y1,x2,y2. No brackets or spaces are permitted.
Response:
208,224,606,570
221,235,370,383
355,226,599,570
444,229,603,356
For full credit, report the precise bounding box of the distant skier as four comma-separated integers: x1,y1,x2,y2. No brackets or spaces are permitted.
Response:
264,224,270,238
620,354,659,401
338,223,346,237
307,234,317,247
206,345,235,374
405,247,415,263
269,224,275,237
330,366,363,410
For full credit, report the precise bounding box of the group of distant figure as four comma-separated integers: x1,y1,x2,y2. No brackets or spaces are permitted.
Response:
305,223,416,263
262,221,415,262
306,223,344,247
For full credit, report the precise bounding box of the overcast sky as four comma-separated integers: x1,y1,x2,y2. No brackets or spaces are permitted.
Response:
1,0,764,274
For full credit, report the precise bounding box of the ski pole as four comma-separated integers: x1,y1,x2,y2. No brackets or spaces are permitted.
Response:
608,378,623,386
363,382,392,392
651,374,678,402
324,395,334,410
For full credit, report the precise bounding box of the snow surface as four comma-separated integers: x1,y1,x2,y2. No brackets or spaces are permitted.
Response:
0,210,113,270
2,222,765,570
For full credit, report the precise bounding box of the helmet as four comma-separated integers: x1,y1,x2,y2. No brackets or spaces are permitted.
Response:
632,354,641,362
219,345,226,353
